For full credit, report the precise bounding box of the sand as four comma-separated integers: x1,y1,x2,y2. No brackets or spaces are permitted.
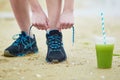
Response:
0,15,120,80
0,1,120,80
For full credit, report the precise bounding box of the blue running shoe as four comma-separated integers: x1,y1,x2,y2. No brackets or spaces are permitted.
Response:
46,30,67,63
4,31,38,57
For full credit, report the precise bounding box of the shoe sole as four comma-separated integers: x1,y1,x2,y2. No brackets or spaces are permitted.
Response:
4,50,38,57
46,56,67,63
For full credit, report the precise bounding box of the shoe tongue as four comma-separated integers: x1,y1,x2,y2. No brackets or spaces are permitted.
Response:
48,30,61,35
21,31,27,36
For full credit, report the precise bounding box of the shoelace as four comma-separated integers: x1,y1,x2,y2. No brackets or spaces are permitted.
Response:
47,35,63,51
12,34,28,48
47,26,75,51
11,25,34,49
12,33,34,49
72,26,75,45
29,25,75,46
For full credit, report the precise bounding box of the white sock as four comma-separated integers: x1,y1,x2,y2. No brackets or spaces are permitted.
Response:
25,31,34,39
47,29,59,34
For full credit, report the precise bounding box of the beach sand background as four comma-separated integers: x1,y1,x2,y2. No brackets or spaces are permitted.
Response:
0,0,120,80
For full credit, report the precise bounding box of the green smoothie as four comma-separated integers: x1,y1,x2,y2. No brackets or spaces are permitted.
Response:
96,44,114,68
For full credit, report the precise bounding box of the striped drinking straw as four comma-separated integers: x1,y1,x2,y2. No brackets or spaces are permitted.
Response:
72,26,75,46
101,12,106,44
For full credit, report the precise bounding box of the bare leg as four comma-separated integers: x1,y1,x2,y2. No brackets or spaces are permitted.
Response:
10,0,31,34
46,0,62,30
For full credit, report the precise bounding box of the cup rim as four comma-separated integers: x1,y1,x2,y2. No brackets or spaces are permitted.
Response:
95,36,115,44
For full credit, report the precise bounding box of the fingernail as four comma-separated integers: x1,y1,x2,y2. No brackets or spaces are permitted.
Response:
58,28,61,32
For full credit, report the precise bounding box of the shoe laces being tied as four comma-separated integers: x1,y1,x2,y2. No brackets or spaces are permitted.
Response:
47,34,63,51
47,26,75,51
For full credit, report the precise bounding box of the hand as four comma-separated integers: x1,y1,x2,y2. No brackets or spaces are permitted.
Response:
57,11,74,30
32,11,49,30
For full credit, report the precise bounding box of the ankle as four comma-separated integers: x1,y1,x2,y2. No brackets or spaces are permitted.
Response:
47,28,61,34
22,31,34,38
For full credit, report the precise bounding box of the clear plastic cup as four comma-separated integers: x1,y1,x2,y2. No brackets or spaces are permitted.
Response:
95,36,115,68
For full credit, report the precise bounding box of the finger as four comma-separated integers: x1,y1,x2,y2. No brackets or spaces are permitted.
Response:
69,23,74,28
39,26,45,30
65,23,70,29
36,23,44,30
38,23,45,28
70,24,74,28
32,23,37,27
45,24,49,30
37,26,41,30
61,23,66,29
66,23,73,29
42,26,47,30
67,24,72,29
40,26,46,30
45,20,49,29
56,22,61,30
59,23,62,29
34,24,40,30
58,24,62,31
62,23,67,29
41,27,45,30
43,22,49,30
63,25,67,29
41,20,49,30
